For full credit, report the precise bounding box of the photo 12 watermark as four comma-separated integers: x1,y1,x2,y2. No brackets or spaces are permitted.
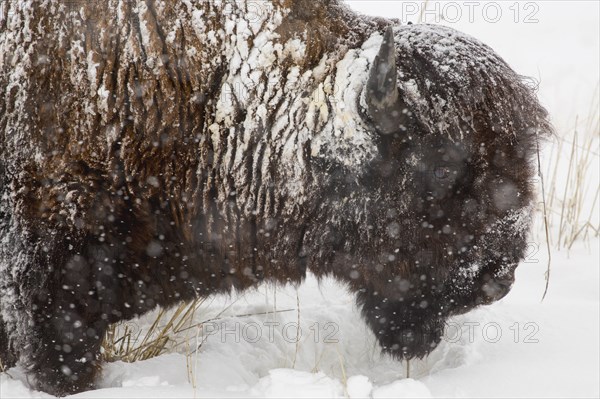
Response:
348,1,541,24
195,320,540,345
199,321,340,344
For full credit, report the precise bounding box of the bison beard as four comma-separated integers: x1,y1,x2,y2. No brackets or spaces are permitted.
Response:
0,0,550,395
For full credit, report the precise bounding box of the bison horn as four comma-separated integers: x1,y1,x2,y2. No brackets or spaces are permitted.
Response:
365,26,404,135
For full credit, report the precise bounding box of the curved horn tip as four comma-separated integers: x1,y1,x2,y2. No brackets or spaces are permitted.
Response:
384,26,394,44
365,25,405,135
366,25,399,107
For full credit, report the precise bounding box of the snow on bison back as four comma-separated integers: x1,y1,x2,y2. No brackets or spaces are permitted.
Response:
0,0,550,396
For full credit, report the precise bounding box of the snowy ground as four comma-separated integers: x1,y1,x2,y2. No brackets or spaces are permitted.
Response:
1,1,599,398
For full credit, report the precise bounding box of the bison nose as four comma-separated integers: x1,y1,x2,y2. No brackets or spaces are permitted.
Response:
482,278,514,301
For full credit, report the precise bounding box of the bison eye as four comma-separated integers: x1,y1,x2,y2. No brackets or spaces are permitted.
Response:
434,165,453,180
433,166,450,180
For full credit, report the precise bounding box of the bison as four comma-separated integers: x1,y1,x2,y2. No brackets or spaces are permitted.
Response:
0,0,550,395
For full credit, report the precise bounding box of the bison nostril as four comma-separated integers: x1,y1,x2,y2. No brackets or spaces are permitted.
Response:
482,279,513,300
498,279,513,288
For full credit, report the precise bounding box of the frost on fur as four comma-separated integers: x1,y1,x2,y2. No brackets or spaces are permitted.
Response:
0,0,550,395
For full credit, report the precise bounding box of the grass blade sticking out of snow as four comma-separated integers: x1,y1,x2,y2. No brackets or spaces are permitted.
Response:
537,131,552,301
292,291,301,369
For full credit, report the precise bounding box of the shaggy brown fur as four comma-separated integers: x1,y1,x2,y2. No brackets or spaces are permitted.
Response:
0,0,550,395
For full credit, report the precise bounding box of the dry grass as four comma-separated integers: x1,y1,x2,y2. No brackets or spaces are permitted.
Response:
532,86,599,298
100,298,206,363
101,293,296,366
540,88,599,249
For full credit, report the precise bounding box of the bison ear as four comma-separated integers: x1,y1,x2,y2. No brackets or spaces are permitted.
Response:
365,26,404,135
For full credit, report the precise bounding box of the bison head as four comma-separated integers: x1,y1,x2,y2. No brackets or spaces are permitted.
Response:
311,25,549,359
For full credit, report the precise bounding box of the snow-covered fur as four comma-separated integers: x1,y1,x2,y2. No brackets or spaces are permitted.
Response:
0,0,550,395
